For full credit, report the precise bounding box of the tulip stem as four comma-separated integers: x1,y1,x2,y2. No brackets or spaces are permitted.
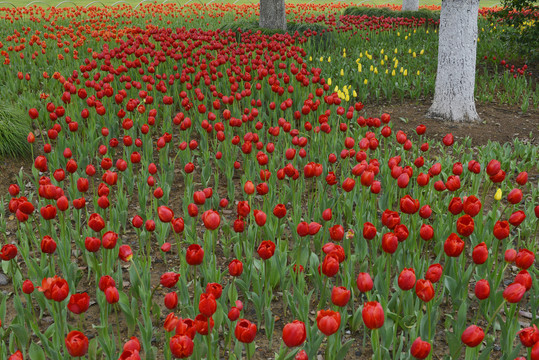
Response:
371,329,382,360
207,329,212,360
484,300,505,335
114,304,121,348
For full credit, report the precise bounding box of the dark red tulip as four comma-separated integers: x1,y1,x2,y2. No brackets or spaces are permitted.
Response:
515,270,532,291
321,254,340,277
22,280,34,294
463,196,481,217
381,232,398,254
518,325,539,347
444,233,464,257
88,213,105,232
493,221,510,240
102,231,118,249
158,206,174,223
442,133,454,146
68,293,90,314
41,235,57,254
507,189,523,204
472,242,488,265
456,215,474,237
160,272,180,288
229,259,243,277
419,224,434,241
282,320,307,347
363,222,377,240
169,335,194,358
202,210,220,230
273,204,286,219
199,293,217,317
503,282,526,303
357,272,373,292
400,195,419,214
508,210,526,227
105,286,119,304
257,240,276,260
186,245,204,265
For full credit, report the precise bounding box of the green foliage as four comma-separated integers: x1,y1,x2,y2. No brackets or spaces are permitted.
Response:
342,6,440,22
0,101,32,158
489,0,538,61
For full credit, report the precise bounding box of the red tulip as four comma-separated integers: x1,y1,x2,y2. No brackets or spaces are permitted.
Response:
442,133,454,146
160,272,180,288
175,318,196,340
331,286,351,307
235,319,257,343
316,309,341,336
295,350,308,360
507,189,523,204
461,325,484,347
67,293,90,314
474,279,490,300
517,325,539,347
493,221,510,240
282,320,307,348
419,224,434,241
410,337,431,359
362,301,384,329
118,245,133,262
508,210,526,227
400,195,419,214
273,204,286,219
257,240,276,260
105,286,119,304
381,232,398,254
88,213,105,232
398,268,416,291
515,249,535,269
321,254,340,277
472,242,488,265
22,280,34,294
65,331,89,357
456,215,474,237
186,244,204,266
169,335,194,358
425,265,442,284
41,235,57,254
515,270,532,291
503,282,526,303
202,210,220,230
486,160,501,176
444,233,464,257
415,279,435,302
229,259,243,277
158,206,174,223
356,272,373,292
363,222,377,240
102,231,118,249
448,197,463,215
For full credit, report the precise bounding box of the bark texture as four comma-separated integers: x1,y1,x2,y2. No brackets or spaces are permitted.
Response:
402,0,419,11
259,0,286,31
428,0,480,122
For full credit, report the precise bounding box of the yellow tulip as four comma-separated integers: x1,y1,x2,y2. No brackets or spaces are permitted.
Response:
420,49,424,55
426,30,429,34
358,64,362,72
404,69,407,76
417,70,420,75
328,57,331,63
353,90,357,97
370,65,373,71
309,56,312,61
385,69,389,74
320,56,323,62
384,55,388,61
328,78,332,85
413,52,416,58
340,69,344,76
380,49,384,54
394,48,398,54
359,52,363,58
380,60,384,65
494,188,502,201
374,67,378,74
391,70,396,76
363,79,368,85
397,32,400,36
405,36,408,40
408,49,411,54
400,67,403,73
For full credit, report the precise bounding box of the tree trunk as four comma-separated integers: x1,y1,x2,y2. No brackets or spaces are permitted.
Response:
428,0,480,122
402,0,419,11
259,0,286,31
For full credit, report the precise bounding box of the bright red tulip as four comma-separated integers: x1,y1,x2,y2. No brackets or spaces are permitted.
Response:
316,309,341,336
282,320,307,348
65,331,89,357
362,301,384,329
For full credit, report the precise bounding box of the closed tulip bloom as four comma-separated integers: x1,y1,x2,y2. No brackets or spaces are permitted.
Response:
41,235,57,254
456,215,474,237
296,221,309,237
362,301,384,329
382,232,398,254
507,189,523,204
493,221,510,240
461,325,484,347
295,350,308,360
515,171,528,185
515,249,534,269
329,225,344,241
486,160,501,176
425,264,443,283
515,270,532,291
463,195,481,217
418,205,432,219
342,177,355,192
186,244,204,266
273,204,286,219
254,209,267,226
398,268,416,291
505,248,517,262
123,337,141,352
331,286,351,307
321,254,340,277
202,210,220,230
363,222,377,240
400,195,419,214
164,314,180,332
508,210,526,227
518,325,539,347
357,272,374,292
198,293,217,317
164,292,178,310
67,293,90,314
98,275,116,292
160,272,180,288
444,233,464,257
419,224,434,241
105,286,119,304
102,231,118,249
88,213,105,232
65,331,89,357
229,259,243,276
410,337,431,359
316,309,341,336
118,245,133,262
474,279,490,300
415,279,435,302
158,206,174,223
169,335,194,358
257,240,276,260
445,176,460,191
472,242,488,265
448,197,463,215
503,282,526,303
235,319,257,343
533,342,539,360
175,318,196,340
22,280,34,294
206,283,223,300
282,320,307,348
381,210,400,229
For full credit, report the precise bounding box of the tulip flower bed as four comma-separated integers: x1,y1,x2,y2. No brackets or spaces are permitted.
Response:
0,3,538,360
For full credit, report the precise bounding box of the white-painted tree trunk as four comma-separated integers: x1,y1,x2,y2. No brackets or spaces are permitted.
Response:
428,0,480,122
402,0,419,11
259,0,286,31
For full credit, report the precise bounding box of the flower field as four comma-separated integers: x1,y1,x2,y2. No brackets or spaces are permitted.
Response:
0,2,538,360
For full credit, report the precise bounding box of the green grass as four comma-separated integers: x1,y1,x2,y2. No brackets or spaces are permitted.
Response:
0,0,505,9
0,102,32,158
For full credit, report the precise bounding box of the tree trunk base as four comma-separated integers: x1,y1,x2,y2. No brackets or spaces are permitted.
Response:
427,105,481,123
